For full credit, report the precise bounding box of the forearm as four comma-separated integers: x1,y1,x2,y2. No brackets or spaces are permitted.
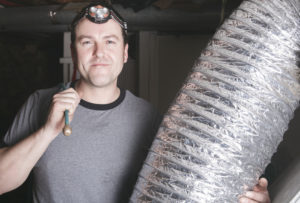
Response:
0,126,57,194
0,87,80,194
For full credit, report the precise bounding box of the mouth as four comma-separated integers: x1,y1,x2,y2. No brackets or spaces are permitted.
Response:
91,63,110,67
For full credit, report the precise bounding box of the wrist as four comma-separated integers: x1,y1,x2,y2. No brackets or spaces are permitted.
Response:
39,124,60,141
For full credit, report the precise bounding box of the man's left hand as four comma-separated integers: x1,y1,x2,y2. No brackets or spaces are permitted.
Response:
239,177,271,203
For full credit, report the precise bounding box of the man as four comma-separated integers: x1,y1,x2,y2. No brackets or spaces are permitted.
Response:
0,1,270,202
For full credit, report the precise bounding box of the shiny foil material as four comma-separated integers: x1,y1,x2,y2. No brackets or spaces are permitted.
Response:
131,0,300,202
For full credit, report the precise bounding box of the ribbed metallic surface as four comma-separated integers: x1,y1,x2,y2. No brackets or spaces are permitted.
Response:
131,0,300,202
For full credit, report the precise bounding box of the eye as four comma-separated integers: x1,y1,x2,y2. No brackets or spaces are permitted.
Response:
106,39,116,45
81,40,94,46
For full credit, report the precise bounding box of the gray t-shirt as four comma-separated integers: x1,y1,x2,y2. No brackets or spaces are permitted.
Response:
1,83,160,203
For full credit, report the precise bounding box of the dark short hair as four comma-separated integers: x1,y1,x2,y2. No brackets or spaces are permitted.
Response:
70,1,128,48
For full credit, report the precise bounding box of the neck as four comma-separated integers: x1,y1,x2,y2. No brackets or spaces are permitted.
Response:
75,80,120,104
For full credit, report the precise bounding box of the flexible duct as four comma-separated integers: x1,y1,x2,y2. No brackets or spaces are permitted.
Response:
131,0,300,202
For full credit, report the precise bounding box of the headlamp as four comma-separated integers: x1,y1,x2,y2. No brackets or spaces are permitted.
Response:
85,4,127,32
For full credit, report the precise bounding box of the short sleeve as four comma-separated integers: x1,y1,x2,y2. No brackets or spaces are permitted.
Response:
1,86,58,147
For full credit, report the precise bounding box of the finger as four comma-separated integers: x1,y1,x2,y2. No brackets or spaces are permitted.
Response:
50,101,74,117
59,88,82,106
54,89,80,100
52,91,80,111
48,88,80,122
53,96,77,103
51,93,77,111
61,101,76,112
52,97,79,109
239,196,258,203
243,191,269,203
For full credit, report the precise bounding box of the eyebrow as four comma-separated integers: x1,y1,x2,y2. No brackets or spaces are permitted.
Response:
77,35,92,42
77,34,120,41
104,34,120,41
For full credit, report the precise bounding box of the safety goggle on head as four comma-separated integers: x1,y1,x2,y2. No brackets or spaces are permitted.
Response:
84,3,127,32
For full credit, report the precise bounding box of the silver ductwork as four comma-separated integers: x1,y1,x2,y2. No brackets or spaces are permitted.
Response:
131,0,300,202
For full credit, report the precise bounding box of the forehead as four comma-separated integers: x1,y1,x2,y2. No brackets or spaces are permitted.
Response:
75,18,123,39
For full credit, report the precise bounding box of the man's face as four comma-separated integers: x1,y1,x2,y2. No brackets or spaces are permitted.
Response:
73,18,128,89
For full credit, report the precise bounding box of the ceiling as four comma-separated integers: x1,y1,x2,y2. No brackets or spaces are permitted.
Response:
0,0,242,10
0,0,243,33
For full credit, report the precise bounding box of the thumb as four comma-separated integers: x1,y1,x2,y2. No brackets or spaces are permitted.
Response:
259,178,268,188
254,177,268,192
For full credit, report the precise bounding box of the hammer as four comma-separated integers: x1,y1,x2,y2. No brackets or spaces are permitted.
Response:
61,83,72,136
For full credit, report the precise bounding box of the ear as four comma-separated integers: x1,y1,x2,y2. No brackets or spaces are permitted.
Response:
123,43,129,63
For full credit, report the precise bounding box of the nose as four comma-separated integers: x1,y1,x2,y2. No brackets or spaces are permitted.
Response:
94,42,104,58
